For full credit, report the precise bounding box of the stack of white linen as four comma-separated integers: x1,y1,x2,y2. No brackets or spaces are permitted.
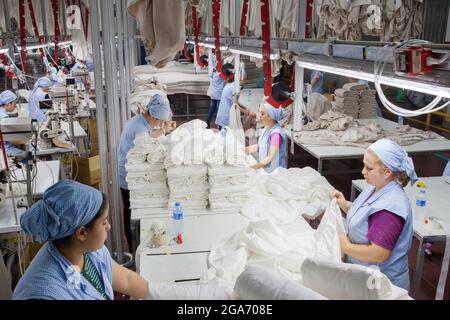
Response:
207,129,257,213
165,120,209,210
130,76,169,115
126,133,169,211
334,85,377,119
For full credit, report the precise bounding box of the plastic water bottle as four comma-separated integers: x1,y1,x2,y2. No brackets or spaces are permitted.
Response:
172,202,184,244
415,188,427,224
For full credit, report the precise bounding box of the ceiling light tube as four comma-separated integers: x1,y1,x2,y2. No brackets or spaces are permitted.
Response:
229,48,279,60
296,60,450,99
0,48,8,54
49,41,72,47
17,44,48,51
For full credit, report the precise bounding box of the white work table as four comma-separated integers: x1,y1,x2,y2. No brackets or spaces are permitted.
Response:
0,198,26,234
285,117,450,174
351,176,450,299
138,211,248,283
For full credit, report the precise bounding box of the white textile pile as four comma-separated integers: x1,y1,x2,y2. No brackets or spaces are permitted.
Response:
334,84,377,119
126,133,169,210
130,76,169,115
241,167,334,225
133,63,210,96
205,200,344,290
303,109,354,131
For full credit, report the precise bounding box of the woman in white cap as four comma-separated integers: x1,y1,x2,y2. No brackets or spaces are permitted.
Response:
118,94,176,252
0,90,26,157
13,180,149,300
330,138,417,290
244,102,287,173
28,77,53,122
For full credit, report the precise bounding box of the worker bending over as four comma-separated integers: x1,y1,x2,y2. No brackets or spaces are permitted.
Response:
118,94,176,252
330,138,416,290
13,180,149,300
28,77,52,122
244,102,287,173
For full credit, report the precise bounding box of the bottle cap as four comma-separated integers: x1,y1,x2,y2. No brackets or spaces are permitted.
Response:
175,202,180,207
416,181,425,188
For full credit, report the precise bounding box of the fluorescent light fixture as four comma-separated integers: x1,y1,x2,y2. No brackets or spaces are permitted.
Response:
229,48,279,60
296,60,450,99
0,48,8,54
17,44,48,51
187,40,227,51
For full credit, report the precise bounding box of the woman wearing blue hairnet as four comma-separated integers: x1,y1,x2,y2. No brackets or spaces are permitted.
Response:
244,102,287,173
13,180,149,300
28,77,52,122
118,94,176,252
0,90,27,158
330,139,416,290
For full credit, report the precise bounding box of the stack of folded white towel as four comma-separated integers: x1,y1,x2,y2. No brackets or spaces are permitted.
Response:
207,130,257,213
334,83,377,119
164,120,209,210
126,133,169,212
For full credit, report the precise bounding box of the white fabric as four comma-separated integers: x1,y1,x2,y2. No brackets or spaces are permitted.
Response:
300,258,393,300
147,282,233,300
241,167,334,225
234,264,327,300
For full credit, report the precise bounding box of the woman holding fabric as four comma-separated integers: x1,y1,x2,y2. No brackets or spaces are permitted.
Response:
13,180,149,300
244,102,287,173
330,138,416,290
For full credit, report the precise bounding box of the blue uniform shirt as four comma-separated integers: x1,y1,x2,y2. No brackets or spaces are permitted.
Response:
345,181,413,290
258,124,287,173
0,108,25,156
210,72,227,100
215,83,236,128
118,114,152,189
311,70,324,94
13,243,113,300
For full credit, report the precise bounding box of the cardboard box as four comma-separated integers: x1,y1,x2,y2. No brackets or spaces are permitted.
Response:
90,142,100,156
74,155,101,185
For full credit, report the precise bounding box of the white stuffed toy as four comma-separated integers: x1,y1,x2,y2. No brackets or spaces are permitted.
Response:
148,220,168,248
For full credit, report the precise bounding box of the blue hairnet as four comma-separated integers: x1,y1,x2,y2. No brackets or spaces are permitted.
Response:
20,180,103,243
263,102,286,122
34,77,53,89
147,94,171,121
369,138,418,186
0,90,17,105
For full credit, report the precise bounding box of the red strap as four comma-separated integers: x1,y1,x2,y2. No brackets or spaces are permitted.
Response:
305,0,313,38
27,0,46,60
52,0,60,63
260,0,292,108
19,0,27,74
239,0,249,36
212,0,233,81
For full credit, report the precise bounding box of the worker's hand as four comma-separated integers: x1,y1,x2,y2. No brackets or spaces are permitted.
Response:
339,233,350,254
166,121,177,133
329,190,346,208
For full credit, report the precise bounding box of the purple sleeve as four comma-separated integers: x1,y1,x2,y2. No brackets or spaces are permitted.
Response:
367,210,405,251
270,133,283,146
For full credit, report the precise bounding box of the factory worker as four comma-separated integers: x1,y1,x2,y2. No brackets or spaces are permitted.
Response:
205,68,227,129
13,180,149,300
215,63,255,130
0,90,27,157
330,138,416,290
71,58,87,74
48,65,65,87
310,70,324,94
118,94,176,252
244,102,287,173
28,77,52,122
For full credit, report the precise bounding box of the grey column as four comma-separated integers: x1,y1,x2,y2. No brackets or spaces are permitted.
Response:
100,0,126,264
89,0,113,253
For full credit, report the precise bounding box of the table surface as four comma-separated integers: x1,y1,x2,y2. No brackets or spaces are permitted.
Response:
285,117,450,160
352,176,450,238
0,198,26,234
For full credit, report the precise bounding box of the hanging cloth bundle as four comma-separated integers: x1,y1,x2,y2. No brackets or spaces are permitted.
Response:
19,0,27,74
192,5,207,68
51,0,61,64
